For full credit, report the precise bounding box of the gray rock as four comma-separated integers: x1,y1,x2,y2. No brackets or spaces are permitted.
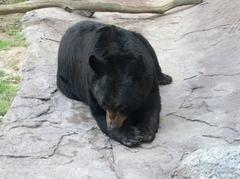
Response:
174,146,240,179
0,0,240,178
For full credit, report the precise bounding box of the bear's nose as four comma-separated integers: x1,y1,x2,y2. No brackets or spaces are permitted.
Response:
108,110,116,120
108,122,115,129
106,110,127,129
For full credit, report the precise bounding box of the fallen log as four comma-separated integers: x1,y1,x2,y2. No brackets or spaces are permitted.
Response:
0,0,203,15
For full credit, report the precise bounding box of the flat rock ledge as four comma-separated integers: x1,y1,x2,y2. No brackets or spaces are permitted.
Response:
0,0,240,178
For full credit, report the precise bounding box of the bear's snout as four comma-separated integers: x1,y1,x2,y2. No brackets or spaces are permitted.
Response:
106,110,127,129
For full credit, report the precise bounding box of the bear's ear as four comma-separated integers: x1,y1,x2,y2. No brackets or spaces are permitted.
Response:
89,55,105,75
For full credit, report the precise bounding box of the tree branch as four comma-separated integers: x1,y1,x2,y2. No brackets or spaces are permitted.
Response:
0,0,203,15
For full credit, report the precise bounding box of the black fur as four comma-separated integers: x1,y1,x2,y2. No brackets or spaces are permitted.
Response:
57,21,172,147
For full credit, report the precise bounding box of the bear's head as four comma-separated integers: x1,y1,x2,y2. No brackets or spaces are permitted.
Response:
89,53,153,129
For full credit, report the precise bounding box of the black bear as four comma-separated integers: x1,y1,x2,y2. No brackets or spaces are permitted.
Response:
57,21,172,147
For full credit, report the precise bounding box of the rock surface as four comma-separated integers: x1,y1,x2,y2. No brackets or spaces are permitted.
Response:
174,146,240,179
0,0,240,178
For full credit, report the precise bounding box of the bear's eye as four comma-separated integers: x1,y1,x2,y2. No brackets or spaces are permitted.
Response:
102,101,108,109
115,104,126,112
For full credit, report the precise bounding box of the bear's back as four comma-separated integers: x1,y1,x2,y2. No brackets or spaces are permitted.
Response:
57,20,156,105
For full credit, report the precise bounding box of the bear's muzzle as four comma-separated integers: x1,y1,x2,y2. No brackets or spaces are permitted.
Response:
106,110,127,129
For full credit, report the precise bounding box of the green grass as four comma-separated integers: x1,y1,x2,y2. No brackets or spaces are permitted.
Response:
0,34,26,50
0,17,27,50
0,70,20,117
0,1,25,119
0,70,5,78
0,40,12,50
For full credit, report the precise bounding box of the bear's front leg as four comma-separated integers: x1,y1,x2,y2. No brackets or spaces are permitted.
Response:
91,113,143,147
108,125,143,147
134,90,161,142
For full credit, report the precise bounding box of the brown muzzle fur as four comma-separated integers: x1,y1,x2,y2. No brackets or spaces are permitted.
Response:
106,110,127,129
